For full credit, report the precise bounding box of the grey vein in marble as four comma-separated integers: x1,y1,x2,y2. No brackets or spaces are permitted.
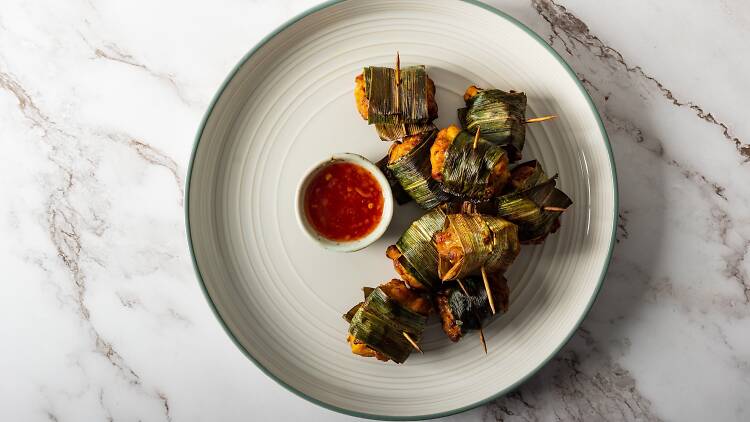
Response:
484,331,660,422
78,31,193,106
529,0,750,312
475,1,750,421
532,0,750,162
0,56,179,421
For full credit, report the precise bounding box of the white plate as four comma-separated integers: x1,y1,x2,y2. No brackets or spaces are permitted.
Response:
186,0,617,419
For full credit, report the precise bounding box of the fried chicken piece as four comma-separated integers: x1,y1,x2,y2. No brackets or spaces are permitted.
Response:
434,227,464,280
463,84,481,102
388,134,422,164
509,162,537,191
431,125,510,197
430,125,461,181
347,279,430,362
425,76,438,120
436,275,510,342
435,293,463,342
385,245,427,290
354,72,438,121
347,334,389,361
486,155,511,197
354,73,369,120
379,279,432,316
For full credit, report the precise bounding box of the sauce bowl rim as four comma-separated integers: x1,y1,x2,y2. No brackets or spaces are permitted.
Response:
295,152,394,252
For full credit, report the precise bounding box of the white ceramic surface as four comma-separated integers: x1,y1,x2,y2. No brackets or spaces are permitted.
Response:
295,153,394,253
187,0,615,418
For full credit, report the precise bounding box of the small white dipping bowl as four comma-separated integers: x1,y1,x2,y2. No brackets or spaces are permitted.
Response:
295,153,394,252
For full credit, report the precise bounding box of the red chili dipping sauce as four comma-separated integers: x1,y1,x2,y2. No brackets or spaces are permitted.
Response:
304,162,384,242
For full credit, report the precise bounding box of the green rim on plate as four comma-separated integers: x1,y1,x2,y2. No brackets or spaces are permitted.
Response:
184,0,618,419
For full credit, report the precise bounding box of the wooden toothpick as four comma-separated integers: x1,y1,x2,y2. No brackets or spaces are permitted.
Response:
478,325,488,354
472,127,480,150
525,115,557,124
457,279,469,296
458,278,490,354
403,332,423,353
395,52,401,115
481,266,496,315
544,206,567,212
395,52,401,86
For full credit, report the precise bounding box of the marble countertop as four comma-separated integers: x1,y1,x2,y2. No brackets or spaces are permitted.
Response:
2,0,748,421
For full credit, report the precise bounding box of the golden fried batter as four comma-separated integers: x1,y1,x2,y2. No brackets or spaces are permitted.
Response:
463,85,481,102
354,73,369,120
379,279,431,316
430,125,461,181
347,334,389,361
388,134,422,164
486,154,510,197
